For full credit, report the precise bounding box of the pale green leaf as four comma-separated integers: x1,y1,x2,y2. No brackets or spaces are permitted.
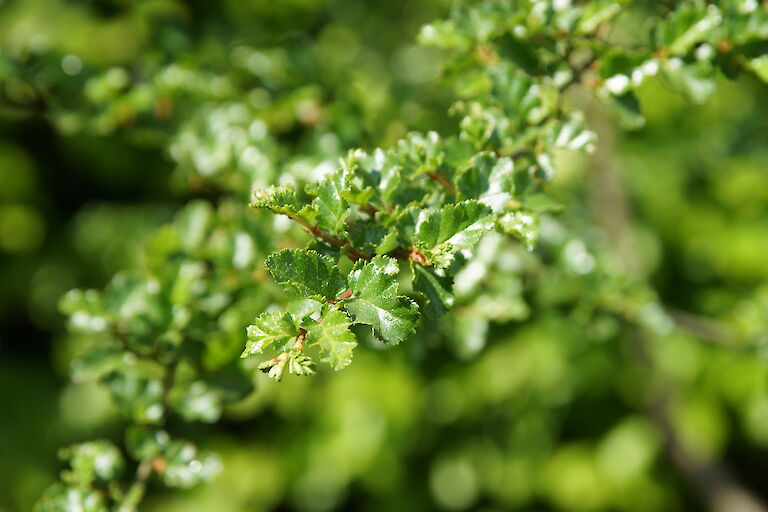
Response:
303,307,357,370
35,485,107,512
242,312,300,356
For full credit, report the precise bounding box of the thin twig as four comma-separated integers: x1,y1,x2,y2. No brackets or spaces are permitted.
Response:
426,171,457,194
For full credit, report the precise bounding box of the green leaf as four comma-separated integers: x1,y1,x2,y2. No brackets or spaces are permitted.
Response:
258,350,316,381
656,4,722,56
749,55,768,83
344,256,419,343
498,210,539,250
348,222,398,256
251,183,318,225
71,344,126,382
577,1,621,35
265,249,347,300
662,59,716,104
59,441,124,487
418,20,471,50
242,312,300,357
287,351,316,376
171,380,222,423
170,260,207,306
175,200,213,252
490,66,544,122
303,307,357,370
160,440,222,489
412,265,455,319
35,484,107,512
414,200,494,268
59,289,109,333
126,426,169,460
395,131,445,176
455,153,515,212
310,170,351,236
104,373,165,424
547,114,597,153
599,90,645,130
126,429,220,489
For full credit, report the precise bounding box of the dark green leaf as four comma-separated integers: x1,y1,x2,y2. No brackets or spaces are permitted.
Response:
455,153,515,212
412,265,455,319
251,184,318,225
310,170,351,236
344,256,419,343
265,249,347,300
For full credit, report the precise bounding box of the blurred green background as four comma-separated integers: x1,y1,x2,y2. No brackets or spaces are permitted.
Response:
3,0,768,511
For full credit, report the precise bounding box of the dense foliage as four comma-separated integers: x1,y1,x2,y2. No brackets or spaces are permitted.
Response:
3,0,768,511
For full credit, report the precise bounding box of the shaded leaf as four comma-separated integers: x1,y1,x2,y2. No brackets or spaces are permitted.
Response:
412,265,455,319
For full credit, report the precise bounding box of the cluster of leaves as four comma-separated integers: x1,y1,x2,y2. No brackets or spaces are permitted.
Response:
43,199,282,508
421,0,768,129
36,434,219,512
241,0,768,376
16,0,768,510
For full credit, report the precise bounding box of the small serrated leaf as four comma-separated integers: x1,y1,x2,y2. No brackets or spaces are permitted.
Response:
310,170,351,236
344,256,419,343
242,312,300,357
303,307,358,370
548,113,597,153
455,153,515,212
414,200,494,268
412,265,455,319
251,184,318,225
287,351,316,376
265,249,347,300
656,4,722,56
498,210,539,250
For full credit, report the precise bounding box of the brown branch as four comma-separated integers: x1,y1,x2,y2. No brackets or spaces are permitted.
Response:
302,224,371,262
293,329,307,351
426,172,457,195
359,204,379,217
631,329,766,512
116,457,153,512
586,96,765,511
667,309,739,346
268,201,432,265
